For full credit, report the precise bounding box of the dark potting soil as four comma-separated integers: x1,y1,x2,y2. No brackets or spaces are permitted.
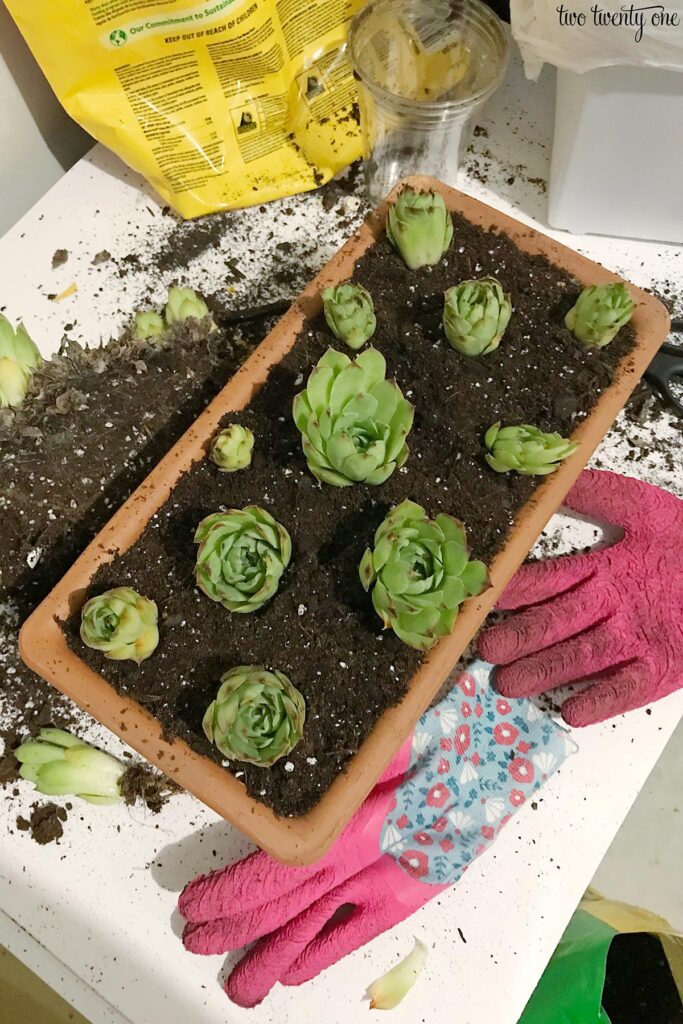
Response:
68,213,637,818
0,309,275,818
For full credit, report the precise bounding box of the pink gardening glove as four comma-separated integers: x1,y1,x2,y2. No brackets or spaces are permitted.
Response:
479,469,683,727
180,744,419,1008
179,665,570,1006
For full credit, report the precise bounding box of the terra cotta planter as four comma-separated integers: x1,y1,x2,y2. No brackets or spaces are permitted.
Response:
19,176,670,864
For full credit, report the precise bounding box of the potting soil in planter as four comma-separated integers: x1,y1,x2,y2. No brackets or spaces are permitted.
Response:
67,212,637,818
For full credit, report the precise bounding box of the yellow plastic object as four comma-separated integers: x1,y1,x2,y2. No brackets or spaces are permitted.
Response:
6,0,366,218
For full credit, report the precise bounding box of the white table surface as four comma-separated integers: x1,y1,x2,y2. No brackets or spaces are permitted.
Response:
1,42,682,1024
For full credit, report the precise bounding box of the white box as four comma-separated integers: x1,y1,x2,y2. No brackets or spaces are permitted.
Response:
548,64,683,243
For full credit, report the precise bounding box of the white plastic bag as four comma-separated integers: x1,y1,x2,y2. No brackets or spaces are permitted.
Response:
510,0,683,78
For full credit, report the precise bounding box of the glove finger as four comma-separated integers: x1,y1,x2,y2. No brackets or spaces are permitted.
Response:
283,860,436,986
495,621,621,698
495,555,599,611
225,869,373,1007
182,863,339,953
562,468,670,534
479,579,612,665
561,660,654,727
282,902,391,986
179,849,323,924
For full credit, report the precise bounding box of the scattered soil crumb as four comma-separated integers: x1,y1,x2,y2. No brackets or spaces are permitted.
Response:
0,738,19,786
16,802,67,844
52,249,69,269
119,763,180,813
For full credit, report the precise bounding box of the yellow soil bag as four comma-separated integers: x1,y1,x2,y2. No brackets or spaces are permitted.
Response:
6,0,365,217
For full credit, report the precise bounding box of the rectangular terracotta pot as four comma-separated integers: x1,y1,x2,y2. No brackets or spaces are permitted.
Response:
19,176,670,865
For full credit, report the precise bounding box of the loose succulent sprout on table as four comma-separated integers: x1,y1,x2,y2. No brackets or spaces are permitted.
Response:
80,586,159,663
0,314,42,408
203,665,306,767
565,282,634,348
322,282,376,350
386,186,453,270
195,506,291,613
484,422,579,476
293,347,414,486
359,500,489,651
15,729,128,804
443,277,512,356
210,424,254,472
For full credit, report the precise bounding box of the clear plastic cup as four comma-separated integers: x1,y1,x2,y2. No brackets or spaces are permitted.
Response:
348,0,509,204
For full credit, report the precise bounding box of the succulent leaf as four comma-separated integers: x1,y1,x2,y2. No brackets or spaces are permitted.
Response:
134,310,165,340
322,282,376,350
80,587,159,663
443,277,512,356
564,283,634,347
484,423,578,476
210,424,254,472
0,315,42,408
165,286,211,326
293,347,413,487
367,938,428,1010
386,187,453,270
194,506,291,613
14,728,124,804
360,500,489,650
203,665,305,767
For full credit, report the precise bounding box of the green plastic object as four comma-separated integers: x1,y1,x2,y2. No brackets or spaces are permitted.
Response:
519,910,617,1024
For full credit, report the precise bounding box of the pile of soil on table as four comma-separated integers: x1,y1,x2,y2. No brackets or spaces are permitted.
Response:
69,213,638,818
0,308,275,808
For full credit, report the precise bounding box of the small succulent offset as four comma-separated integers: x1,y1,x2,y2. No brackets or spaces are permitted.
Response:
359,500,489,651
195,506,291,613
386,187,453,270
134,310,164,341
322,282,376,350
210,424,254,472
203,665,306,767
165,286,212,326
134,286,215,342
293,347,413,486
80,587,159,663
484,422,579,476
0,314,42,408
443,277,512,356
14,728,126,804
565,283,634,348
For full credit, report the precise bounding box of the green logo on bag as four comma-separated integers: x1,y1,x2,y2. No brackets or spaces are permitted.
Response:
109,29,127,46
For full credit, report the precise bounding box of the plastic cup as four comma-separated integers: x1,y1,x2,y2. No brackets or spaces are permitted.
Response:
348,0,509,204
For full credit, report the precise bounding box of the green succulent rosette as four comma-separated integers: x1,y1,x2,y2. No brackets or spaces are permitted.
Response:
386,187,453,270
443,277,512,356
80,586,159,663
484,422,579,476
564,283,634,348
194,506,291,613
134,310,164,341
210,424,254,472
165,286,211,326
293,347,414,487
0,314,42,408
322,282,376,350
359,500,489,651
203,665,305,767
